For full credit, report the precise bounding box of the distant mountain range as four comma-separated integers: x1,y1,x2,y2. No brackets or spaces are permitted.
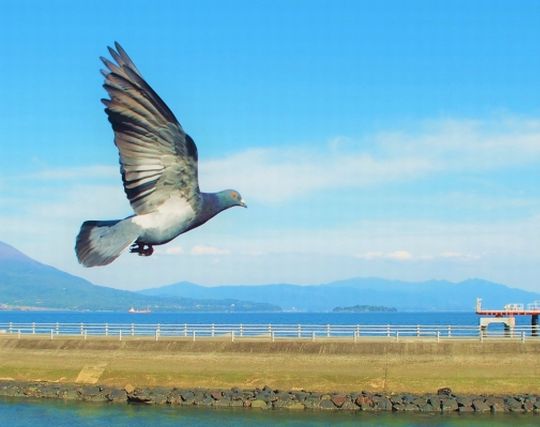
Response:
0,241,279,312
140,278,540,312
2,240,539,312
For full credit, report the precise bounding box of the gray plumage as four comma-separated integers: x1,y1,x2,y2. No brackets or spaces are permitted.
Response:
76,42,246,267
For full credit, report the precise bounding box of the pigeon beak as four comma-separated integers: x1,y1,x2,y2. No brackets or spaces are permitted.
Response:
240,199,247,208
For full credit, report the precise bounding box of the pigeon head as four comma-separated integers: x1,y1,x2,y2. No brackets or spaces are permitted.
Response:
218,189,247,209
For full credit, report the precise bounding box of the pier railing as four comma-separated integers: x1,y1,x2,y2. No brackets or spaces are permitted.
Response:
0,322,539,342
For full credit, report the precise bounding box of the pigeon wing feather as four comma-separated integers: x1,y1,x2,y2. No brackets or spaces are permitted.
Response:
101,42,200,215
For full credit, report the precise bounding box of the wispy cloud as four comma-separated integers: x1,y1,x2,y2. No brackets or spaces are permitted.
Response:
190,245,230,256
199,148,433,203
27,165,118,181
354,250,480,262
159,246,184,255
199,116,540,203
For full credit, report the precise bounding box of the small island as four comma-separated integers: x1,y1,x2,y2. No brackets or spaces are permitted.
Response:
332,304,397,313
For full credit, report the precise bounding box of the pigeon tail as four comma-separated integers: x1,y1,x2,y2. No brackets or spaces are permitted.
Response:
75,219,141,267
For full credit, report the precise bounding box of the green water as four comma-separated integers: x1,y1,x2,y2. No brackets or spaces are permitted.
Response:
0,398,537,426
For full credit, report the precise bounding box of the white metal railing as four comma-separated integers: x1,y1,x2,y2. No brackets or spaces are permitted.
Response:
504,303,525,311
0,322,539,342
527,300,540,310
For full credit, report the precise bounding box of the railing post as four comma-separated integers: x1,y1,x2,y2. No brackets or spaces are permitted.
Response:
231,330,235,342
105,323,109,337
192,330,196,342
119,330,122,341
271,331,275,342
356,325,360,338
396,331,399,342
50,329,54,340
386,325,390,337
56,322,59,336
437,331,440,343
297,324,301,338
521,331,525,343
240,324,243,337
416,325,420,337
353,331,357,343
447,325,451,337
326,324,330,338
80,323,84,336
155,328,159,341
32,322,35,335
184,323,188,337
211,323,215,337
8,322,12,334
131,323,135,337
312,331,316,342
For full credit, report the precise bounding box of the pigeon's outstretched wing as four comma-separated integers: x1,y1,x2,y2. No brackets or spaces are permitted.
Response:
101,42,200,215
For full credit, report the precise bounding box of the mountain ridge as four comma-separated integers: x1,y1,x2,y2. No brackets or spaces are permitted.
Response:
0,241,280,312
140,277,540,312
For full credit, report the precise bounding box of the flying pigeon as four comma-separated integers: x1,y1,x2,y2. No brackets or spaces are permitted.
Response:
75,42,246,267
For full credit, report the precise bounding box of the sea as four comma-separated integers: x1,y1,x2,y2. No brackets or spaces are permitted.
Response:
0,311,536,426
0,310,534,327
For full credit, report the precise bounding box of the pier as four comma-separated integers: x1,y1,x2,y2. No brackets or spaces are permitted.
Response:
476,298,540,336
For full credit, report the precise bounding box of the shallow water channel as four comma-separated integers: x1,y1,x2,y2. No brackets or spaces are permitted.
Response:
0,397,538,427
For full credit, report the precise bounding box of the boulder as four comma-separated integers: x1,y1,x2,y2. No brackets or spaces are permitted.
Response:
485,397,505,412
107,388,127,403
419,403,436,412
505,397,523,412
251,399,268,409
437,387,452,396
472,399,490,412
319,399,337,410
210,391,222,400
440,398,458,412
331,394,348,408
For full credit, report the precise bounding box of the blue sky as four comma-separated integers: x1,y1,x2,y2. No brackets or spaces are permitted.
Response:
1,1,540,292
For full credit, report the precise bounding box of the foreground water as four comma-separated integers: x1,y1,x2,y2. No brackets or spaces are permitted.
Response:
0,398,537,427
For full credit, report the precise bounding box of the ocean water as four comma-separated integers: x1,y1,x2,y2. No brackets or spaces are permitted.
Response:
0,310,532,326
0,398,538,427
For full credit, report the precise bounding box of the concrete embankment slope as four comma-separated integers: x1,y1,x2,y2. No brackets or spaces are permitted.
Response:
0,336,538,394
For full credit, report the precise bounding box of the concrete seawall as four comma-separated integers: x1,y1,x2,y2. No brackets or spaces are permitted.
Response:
1,336,539,396
2,335,540,355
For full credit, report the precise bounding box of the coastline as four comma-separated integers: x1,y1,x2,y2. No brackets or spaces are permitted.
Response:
1,334,539,413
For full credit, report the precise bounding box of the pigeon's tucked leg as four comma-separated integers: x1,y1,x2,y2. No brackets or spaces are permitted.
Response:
129,242,154,257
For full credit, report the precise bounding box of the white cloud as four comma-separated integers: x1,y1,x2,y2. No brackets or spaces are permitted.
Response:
190,245,230,256
160,246,184,255
199,116,540,204
354,250,479,262
199,148,433,204
27,165,118,181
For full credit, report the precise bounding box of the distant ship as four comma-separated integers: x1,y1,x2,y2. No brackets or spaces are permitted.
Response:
128,307,151,314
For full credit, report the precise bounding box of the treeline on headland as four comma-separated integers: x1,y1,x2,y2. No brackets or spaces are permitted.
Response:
332,305,397,313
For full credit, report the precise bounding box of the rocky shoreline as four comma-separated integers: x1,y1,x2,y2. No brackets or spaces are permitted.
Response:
0,381,538,413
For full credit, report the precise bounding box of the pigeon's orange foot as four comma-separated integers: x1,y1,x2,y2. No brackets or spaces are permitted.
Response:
129,243,154,257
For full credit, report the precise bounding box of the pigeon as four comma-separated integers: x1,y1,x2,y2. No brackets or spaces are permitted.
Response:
75,42,246,267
